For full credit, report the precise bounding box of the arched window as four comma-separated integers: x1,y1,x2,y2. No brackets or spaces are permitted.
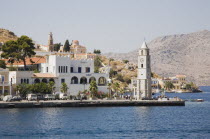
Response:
27,79,29,84
21,79,23,84
42,78,47,83
98,77,106,86
89,77,96,83
49,78,55,83
71,76,78,84
24,79,26,83
141,50,143,55
34,78,40,83
80,77,87,84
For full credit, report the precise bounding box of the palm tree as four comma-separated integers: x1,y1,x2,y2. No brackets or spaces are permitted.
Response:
164,81,175,91
60,83,69,94
89,80,98,98
48,81,56,94
113,82,120,97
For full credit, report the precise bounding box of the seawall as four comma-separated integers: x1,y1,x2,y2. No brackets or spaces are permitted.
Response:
0,100,185,108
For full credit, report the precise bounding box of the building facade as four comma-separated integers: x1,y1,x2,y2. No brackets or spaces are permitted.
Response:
0,54,110,96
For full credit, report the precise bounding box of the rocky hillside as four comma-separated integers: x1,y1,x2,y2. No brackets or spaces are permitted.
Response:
104,30,210,86
0,28,18,43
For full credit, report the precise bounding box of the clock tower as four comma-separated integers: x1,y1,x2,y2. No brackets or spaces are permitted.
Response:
136,41,152,100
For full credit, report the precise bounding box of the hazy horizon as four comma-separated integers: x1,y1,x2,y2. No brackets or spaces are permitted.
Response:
1,0,210,53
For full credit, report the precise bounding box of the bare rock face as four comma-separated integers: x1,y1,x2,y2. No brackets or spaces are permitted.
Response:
104,30,210,86
0,28,18,43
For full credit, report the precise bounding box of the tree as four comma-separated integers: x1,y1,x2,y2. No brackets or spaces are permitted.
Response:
89,80,98,98
1,36,36,70
16,83,32,98
54,43,61,52
0,60,6,69
164,81,175,90
1,40,19,66
31,82,51,94
113,82,120,97
94,56,102,73
93,49,101,54
48,81,56,94
63,40,70,52
60,82,69,94
123,60,129,64
17,36,36,70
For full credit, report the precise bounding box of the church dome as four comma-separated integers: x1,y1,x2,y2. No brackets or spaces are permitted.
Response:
72,40,79,45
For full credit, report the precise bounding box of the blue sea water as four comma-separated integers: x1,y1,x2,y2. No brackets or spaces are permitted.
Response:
0,90,210,138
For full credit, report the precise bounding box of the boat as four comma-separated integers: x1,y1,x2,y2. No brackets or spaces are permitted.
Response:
190,99,204,102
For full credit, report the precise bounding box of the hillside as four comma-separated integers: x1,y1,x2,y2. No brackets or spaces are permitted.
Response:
0,28,18,43
104,30,210,86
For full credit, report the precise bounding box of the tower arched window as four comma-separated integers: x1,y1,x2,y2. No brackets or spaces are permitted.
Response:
141,64,143,68
141,50,143,55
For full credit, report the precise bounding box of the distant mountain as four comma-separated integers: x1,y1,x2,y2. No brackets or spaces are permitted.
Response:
0,28,18,43
104,30,210,86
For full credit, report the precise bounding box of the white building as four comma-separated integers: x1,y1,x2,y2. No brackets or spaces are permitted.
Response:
134,42,152,100
0,54,110,96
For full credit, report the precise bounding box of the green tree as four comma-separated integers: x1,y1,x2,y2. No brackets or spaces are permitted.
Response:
0,60,6,69
54,43,61,52
16,83,32,98
93,49,101,54
164,81,175,90
116,74,124,82
113,82,120,96
94,56,102,73
63,40,70,52
89,80,98,98
123,60,129,64
17,36,36,70
1,36,36,70
1,40,19,66
48,81,56,93
60,82,69,94
185,84,192,90
31,82,50,94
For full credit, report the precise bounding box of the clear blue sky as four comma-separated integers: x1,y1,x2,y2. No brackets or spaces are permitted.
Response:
1,0,210,53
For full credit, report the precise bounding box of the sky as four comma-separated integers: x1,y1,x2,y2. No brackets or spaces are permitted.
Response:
1,0,210,53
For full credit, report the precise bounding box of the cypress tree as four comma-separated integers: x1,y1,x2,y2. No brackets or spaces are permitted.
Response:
63,40,70,52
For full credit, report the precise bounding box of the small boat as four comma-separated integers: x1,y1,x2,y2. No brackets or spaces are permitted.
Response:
190,99,204,102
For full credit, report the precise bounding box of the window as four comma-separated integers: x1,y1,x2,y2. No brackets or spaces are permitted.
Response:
21,79,23,84
141,50,143,55
86,67,90,73
46,67,48,73
61,66,63,73
61,78,65,83
27,79,29,84
66,66,68,73
141,64,143,68
71,67,73,73
78,67,82,73
59,66,61,73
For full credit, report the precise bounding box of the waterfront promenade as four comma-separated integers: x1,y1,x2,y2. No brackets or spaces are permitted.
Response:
0,100,185,108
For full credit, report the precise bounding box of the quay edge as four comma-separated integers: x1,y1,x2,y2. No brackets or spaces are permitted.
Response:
0,100,185,108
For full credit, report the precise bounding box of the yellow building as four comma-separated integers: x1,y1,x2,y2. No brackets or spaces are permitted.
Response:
70,40,87,54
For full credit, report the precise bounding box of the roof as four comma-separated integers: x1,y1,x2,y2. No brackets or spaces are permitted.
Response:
4,57,46,66
141,41,148,49
32,73,56,78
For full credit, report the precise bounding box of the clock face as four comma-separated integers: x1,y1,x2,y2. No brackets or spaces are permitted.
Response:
140,58,144,63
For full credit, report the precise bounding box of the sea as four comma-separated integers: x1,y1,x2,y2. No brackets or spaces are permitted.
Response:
0,86,210,138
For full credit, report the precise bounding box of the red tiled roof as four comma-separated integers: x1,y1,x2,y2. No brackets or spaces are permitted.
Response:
3,57,46,65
